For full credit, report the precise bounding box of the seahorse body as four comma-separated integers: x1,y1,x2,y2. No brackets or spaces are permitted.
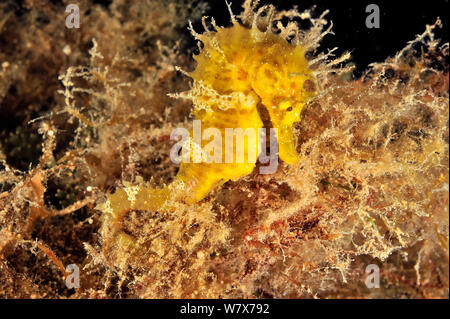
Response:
101,19,316,230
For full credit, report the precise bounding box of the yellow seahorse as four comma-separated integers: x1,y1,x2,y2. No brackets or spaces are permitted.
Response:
98,4,317,248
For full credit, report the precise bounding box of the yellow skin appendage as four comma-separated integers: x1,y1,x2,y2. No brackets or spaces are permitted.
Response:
100,14,317,229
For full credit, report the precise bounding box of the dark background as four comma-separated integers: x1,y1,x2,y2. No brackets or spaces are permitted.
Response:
197,0,449,77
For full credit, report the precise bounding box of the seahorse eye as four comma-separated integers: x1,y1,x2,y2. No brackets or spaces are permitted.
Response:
286,106,293,112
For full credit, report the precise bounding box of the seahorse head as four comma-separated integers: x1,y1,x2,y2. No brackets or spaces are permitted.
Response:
248,34,317,164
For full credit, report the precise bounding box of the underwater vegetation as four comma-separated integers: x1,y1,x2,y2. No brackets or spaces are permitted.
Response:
0,0,448,298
